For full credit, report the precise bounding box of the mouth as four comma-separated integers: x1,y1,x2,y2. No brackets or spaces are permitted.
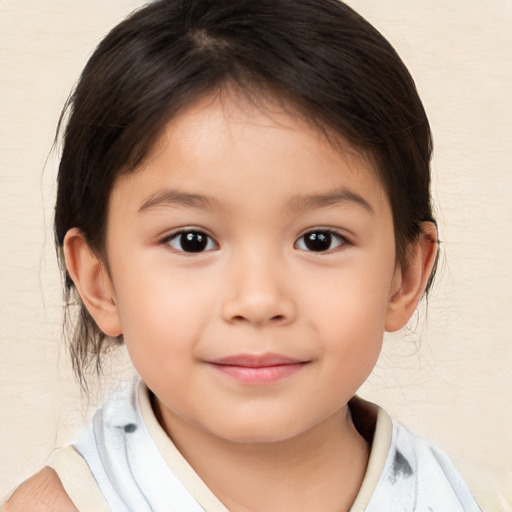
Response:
204,353,310,385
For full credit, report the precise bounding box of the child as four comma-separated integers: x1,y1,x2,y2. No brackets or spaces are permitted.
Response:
3,0,511,510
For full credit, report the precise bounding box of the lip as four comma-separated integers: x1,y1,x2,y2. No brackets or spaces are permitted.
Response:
204,353,310,385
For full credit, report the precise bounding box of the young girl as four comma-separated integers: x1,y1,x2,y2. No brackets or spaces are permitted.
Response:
4,0,511,510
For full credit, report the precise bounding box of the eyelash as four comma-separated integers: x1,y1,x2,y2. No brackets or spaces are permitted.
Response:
162,228,348,254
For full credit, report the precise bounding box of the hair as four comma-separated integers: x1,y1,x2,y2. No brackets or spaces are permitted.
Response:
54,0,437,386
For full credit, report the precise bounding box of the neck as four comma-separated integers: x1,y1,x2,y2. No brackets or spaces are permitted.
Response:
155,400,369,512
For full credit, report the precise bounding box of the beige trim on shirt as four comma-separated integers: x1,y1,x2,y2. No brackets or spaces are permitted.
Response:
348,397,393,512
138,383,230,512
47,446,110,512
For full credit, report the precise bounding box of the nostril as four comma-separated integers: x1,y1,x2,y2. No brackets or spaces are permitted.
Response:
222,293,296,325
230,314,286,323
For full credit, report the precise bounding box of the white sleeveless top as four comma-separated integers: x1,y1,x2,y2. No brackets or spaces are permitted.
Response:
46,379,507,511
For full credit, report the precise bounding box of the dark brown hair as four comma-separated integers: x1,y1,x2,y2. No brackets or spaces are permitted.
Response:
55,0,437,385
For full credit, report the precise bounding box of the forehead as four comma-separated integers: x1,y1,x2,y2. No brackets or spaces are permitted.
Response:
163,88,371,157
110,91,390,217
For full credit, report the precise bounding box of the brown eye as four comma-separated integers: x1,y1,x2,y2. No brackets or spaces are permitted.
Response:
167,230,217,253
295,230,345,252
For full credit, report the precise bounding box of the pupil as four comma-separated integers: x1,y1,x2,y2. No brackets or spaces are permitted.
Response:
181,231,207,252
305,232,331,251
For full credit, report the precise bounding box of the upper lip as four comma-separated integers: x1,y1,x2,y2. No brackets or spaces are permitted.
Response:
206,353,307,367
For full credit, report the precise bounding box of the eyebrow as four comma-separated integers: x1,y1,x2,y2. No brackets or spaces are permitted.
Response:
138,187,374,214
287,187,375,214
138,189,221,212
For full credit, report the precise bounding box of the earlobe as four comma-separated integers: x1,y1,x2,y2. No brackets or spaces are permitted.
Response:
385,222,438,332
63,228,122,337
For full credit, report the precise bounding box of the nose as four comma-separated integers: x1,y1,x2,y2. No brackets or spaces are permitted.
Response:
221,252,297,327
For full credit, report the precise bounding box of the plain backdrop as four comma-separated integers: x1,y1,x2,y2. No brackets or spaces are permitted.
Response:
1,0,511,498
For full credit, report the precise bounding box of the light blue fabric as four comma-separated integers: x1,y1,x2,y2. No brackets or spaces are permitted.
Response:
74,381,205,512
74,380,481,511
364,422,481,511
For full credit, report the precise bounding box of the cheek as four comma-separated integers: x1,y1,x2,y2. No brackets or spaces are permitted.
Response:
302,257,393,332
322,307,384,375
316,312,384,406
303,263,392,381
112,262,216,371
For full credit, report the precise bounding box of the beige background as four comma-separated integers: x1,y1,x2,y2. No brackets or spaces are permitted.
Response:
1,0,511,498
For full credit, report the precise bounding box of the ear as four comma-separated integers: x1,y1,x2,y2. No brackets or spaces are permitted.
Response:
63,228,122,337
385,222,438,332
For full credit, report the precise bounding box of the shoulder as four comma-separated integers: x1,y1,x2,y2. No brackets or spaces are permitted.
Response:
451,455,512,512
393,423,512,511
2,467,77,512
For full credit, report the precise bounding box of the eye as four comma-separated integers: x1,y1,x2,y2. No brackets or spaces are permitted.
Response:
166,230,218,253
295,230,346,252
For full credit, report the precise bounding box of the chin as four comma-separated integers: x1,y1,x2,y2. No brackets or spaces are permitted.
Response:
209,416,312,445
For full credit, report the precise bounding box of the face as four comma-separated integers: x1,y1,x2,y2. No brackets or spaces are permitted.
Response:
103,93,400,443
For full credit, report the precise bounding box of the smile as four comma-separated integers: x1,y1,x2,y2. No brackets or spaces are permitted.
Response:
205,354,310,385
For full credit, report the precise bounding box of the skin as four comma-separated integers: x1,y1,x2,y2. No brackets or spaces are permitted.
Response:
6,93,437,511
3,468,77,511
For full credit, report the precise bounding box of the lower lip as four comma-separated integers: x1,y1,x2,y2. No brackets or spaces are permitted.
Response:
208,363,307,385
